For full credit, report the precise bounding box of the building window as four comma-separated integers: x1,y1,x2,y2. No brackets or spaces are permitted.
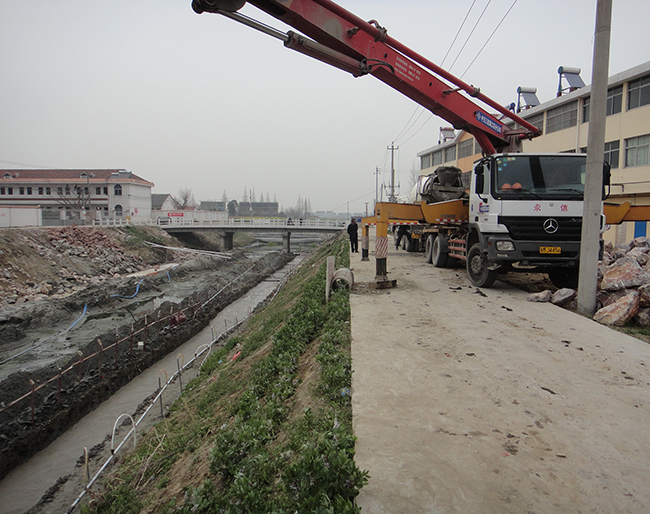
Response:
19,187,25,195
57,187,63,195
607,85,623,115
46,187,51,195
114,185,122,196
432,150,443,166
115,204,123,217
605,140,620,169
27,187,32,195
96,187,101,195
582,140,622,169
546,101,578,133
0,187,4,195
444,145,456,162
523,112,544,134
625,135,650,167
583,85,624,123
628,74,650,110
458,139,474,159
38,187,44,195
65,185,71,195
420,153,431,170
103,187,108,195
84,187,89,195
7,187,13,195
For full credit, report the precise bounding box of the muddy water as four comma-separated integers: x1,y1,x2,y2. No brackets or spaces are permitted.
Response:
0,255,305,514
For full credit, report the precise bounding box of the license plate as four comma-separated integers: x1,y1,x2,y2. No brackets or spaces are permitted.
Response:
539,246,561,254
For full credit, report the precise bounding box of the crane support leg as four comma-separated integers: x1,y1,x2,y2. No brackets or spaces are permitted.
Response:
371,221,396,289
361,224,370,261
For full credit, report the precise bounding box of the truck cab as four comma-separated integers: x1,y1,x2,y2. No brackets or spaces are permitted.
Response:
469,153,589,288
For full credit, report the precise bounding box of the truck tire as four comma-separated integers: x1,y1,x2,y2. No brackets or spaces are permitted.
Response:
432,234,449,268
548,268,579,289
425,234,435,263
467,243,498,288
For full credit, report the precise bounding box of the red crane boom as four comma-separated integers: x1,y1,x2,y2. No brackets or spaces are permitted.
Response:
192,0,541,154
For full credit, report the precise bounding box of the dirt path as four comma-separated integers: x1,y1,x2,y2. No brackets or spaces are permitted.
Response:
350,238,650,513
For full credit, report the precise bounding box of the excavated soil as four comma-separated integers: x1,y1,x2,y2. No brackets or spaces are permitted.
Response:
0,226,293,481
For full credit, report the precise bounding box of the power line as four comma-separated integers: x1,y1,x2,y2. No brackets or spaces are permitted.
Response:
460,0,519,79
396,114,434,146
394,108,428,146
441,0,478,67
448,0,492,72
0,158,51,169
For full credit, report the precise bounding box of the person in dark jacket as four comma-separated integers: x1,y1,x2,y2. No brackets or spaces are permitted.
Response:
395,224,412,250
347,218,359,253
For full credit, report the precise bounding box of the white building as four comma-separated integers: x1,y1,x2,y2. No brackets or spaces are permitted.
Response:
0,169,154,225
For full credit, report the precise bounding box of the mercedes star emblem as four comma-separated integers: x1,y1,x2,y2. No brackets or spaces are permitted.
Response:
543,218,559,234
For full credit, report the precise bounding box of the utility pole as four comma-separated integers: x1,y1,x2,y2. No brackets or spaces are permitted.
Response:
374,166,380,210
388,142,399,202
577,0,612,316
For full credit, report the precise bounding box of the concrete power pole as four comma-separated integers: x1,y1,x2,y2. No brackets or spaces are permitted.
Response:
388,142,399,202
577,0,612,316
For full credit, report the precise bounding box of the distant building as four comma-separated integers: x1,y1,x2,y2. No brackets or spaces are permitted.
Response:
237,202,279,217
0,169,154,225
199,201,226,212
417,61,650,245
152,193,176,211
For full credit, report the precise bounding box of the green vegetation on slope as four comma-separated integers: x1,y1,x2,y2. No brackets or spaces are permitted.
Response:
84,235,368,514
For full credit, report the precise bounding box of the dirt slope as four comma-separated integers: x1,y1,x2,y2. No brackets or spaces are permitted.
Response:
0,225,291,481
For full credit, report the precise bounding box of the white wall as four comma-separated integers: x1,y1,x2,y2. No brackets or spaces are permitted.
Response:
0,206,42,227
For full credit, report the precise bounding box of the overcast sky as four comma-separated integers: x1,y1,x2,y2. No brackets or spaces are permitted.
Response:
1,1,648,214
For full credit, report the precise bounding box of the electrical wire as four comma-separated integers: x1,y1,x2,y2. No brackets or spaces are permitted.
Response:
441,0,478,67
448,0,492,72
390,0,480,149
460,0,518,79
0,159,51,168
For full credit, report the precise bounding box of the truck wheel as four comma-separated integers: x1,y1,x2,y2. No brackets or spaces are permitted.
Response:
407,238,418,252
425,234,435,263
467,243,498,288
548,268,579,289
432,234,449,268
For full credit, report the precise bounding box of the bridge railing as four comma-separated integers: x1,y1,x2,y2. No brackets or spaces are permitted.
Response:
92,217,345,229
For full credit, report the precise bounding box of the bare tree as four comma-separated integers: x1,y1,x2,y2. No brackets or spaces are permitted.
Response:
410,165,422,190
172,188,196,209
51,174,93,220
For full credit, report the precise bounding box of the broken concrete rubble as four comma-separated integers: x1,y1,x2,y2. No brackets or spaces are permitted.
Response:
527,237,650,326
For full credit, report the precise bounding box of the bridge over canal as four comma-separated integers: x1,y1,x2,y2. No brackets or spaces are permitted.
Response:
95,218,345,252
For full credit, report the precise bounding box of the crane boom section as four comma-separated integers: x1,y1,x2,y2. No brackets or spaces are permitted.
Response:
192,0,541,154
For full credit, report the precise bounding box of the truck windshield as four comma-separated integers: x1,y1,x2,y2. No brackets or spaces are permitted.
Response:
493,154,586,200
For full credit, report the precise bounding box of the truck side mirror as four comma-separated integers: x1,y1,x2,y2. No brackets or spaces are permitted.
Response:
475,168,485,195
602,161,611,200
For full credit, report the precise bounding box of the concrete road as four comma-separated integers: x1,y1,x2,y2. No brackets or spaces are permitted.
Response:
350,240,650,514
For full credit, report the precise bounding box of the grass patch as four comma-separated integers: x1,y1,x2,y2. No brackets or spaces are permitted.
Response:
85,234,367,513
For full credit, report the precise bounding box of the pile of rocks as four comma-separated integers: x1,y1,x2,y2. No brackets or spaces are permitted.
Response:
528,237,650,326
0,226,149,308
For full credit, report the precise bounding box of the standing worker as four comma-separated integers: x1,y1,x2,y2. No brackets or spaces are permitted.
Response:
395,225,412,250
347,218,359,253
